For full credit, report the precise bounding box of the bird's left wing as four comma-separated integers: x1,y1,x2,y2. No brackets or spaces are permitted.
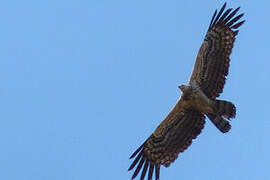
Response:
189,3,245,99
128,102,205,180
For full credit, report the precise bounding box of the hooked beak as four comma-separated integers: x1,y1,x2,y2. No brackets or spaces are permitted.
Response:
178,85,185,92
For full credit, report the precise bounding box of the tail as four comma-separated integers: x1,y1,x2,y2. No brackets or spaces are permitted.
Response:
207,100,236,133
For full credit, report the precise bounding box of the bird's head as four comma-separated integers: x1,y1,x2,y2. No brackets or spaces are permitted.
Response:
178,84,194,100
178,84,189,93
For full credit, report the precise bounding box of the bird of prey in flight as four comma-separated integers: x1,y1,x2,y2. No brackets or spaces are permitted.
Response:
128,3,245,180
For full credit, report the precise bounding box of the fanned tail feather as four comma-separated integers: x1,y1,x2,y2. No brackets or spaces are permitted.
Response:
207,100,236,133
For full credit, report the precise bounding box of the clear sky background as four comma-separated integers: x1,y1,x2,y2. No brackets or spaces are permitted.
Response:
0,0,269,180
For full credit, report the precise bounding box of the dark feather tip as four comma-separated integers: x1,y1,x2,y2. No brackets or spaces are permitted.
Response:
130,143,144,159
209,3,245,31
128,151,143,171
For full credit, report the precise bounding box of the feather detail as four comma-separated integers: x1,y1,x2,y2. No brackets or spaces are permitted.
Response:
190,3,245,99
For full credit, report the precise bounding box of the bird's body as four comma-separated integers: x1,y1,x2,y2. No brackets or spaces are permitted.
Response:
179,84,215,114
128,3,244,180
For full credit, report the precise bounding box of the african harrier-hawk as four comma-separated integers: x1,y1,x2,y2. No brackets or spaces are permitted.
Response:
128,3,245,180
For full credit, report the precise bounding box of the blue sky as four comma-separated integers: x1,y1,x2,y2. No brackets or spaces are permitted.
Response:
0,0,269,180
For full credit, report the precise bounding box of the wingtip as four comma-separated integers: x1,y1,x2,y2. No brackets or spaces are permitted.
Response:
130,143,145,159
129,150,144,171
209,9,217,30
223,2,227,9
209,3,245,31
211,2,227,27
155,164,160,180
131,155,146,179
128,165,133,171
221,2,227,12
130,154,135,159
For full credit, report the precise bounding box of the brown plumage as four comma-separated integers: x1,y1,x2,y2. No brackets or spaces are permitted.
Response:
128,3,244,180
190,4,244,99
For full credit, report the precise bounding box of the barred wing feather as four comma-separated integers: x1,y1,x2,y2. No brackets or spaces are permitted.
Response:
189,3,245,99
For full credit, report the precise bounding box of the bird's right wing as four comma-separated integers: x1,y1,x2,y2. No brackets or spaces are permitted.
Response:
128,102,205,180
189,3,245,99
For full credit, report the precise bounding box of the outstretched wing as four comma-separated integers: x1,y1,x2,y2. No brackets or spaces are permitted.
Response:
128,102,205,180
189,3,245,99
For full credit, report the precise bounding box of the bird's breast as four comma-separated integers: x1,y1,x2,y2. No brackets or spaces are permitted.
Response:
182,90,214,114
